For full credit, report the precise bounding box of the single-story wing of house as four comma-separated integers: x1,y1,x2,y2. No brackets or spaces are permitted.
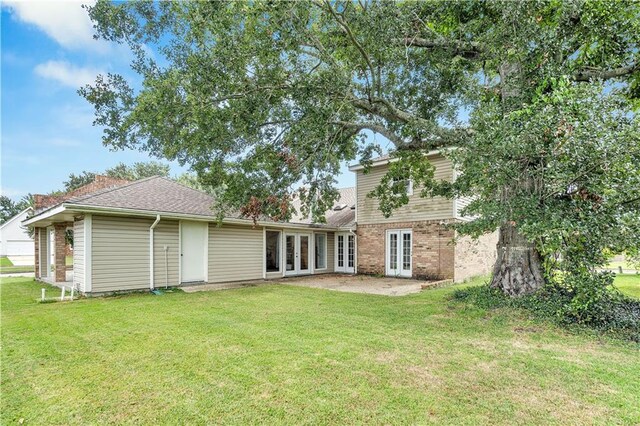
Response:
24,152,497,295
24,176,356,294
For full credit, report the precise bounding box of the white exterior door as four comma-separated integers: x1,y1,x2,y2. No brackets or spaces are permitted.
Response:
335,232,355,273
180,221,207,283
284,233,311,276
386,229,412,278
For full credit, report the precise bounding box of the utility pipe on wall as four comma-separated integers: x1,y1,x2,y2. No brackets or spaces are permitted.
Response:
149,214,161,290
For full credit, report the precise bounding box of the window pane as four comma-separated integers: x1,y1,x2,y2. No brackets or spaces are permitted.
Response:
300,236,309,270
337,235,344,267
402,233,411,270
285,235,295,271
315,234,326,269
265,231,280,272
389,233,397,270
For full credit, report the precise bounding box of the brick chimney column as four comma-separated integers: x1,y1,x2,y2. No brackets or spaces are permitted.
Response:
54,224,67,282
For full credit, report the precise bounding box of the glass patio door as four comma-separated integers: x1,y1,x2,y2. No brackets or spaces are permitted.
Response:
386,229,412,277
285,233,311,276
335,233,355,273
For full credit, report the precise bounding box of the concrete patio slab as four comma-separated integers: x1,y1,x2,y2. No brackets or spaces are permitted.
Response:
181,274,440,296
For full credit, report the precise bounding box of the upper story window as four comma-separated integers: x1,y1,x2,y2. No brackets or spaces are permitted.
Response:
392,177,413,196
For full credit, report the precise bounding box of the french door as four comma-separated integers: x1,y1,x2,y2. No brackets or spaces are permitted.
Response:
335,232,355,273
284,233,311,276
386,229,412,277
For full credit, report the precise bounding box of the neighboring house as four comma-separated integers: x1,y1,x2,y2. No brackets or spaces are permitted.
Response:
24,153,496,295
0,207,34,265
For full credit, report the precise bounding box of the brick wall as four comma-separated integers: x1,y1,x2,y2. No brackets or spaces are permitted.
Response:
357,219,456,280
454,230,498,282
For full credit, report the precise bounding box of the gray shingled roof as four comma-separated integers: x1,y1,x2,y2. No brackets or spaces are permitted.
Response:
63,176,355,227
290,187,356,228
66,176,217,217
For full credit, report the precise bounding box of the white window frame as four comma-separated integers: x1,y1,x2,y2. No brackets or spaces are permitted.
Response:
392,177,413,196
314,232,328,271
335,232,355,274
385,229,412,278
265,229,282,274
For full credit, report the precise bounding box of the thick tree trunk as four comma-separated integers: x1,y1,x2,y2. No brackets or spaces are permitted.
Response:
490,223,545,297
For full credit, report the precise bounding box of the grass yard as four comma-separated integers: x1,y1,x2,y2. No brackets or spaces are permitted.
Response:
2,277,639,425
614,274,640,299
0,256,34,274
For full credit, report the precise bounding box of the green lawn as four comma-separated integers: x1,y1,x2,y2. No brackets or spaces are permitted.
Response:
614,274,640,298
0,257,34,274
2,277,639,425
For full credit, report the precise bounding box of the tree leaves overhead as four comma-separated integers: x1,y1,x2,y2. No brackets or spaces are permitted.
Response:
82,0,639,273
63,161,171,192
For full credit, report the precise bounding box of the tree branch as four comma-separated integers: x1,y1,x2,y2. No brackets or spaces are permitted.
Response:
396,37,484,59
573,62,639,81
331,120,406,146
350,96,433,129
321,0,377,91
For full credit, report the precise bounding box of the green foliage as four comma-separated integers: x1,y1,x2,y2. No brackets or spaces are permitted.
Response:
105,161,170,181
63,161,171,192
63,171,96,192
0,195,32,225
454,274,640,342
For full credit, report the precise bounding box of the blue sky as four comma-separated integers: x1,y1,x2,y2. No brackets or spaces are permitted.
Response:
0,1,358,201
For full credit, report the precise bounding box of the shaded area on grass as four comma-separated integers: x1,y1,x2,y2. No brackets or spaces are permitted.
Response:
455,274,640,342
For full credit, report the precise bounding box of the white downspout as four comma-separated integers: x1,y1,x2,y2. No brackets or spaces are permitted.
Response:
149,214,161,290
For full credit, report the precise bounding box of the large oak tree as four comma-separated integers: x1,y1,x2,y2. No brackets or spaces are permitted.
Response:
82,0,640,296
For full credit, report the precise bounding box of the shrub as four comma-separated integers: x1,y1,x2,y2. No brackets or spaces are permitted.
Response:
453,275,640,342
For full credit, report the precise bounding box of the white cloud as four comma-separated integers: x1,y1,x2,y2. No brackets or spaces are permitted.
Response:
3,0,107,51
34,60,102,88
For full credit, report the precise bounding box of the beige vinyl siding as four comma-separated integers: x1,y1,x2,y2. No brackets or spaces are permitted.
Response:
455,196,473,219
73,219,85,291
39,227,48,277
208,224,263,283
356,154,455,224
153,220,179,288
91,215,151,292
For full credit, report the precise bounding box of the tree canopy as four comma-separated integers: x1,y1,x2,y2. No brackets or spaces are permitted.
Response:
82,0,640,296
63,161,171,192
0,195,32,225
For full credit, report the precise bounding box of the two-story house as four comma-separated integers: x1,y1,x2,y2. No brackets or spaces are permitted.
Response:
24,153,496,295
